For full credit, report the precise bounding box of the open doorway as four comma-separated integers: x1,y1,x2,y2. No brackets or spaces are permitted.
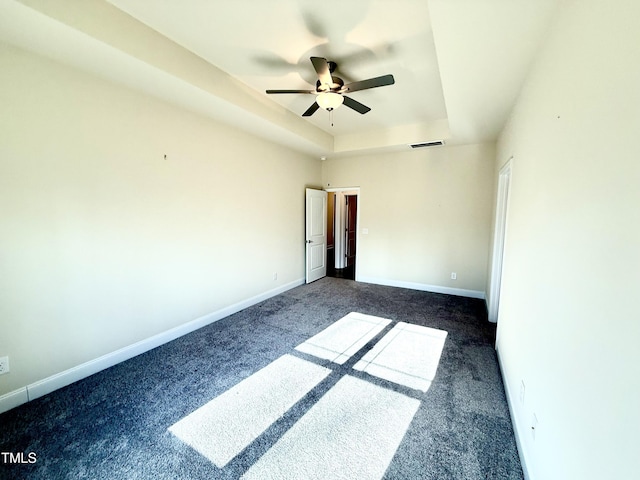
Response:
326,189,359,280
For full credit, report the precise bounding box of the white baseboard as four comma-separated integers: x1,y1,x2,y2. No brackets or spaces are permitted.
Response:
0,387,29,415
496,347,532,480
2,278,304,414
358,276,486,300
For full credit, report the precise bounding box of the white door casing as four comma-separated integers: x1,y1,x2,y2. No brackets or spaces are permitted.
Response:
305,188,327,283
488,159,512,325
326,187,360,279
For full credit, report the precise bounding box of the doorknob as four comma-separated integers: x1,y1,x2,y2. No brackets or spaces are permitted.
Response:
306,240,312,244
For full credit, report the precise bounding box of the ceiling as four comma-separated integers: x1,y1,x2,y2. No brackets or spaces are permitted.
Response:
0,0,558,158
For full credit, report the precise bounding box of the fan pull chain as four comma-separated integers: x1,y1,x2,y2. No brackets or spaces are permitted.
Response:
330,109,334,127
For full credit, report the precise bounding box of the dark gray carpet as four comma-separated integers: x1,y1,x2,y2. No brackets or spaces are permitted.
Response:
0,278,523,479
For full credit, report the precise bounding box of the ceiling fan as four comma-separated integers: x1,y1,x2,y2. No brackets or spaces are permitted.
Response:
266,56,395,119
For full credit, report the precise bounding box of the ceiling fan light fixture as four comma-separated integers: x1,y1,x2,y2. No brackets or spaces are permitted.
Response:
266,57,394,118
316,92,344,111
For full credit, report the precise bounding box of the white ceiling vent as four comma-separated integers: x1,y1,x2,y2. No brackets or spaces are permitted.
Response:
409,140,445,149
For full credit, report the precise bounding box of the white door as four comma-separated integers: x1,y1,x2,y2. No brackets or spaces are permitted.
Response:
305,188,327,283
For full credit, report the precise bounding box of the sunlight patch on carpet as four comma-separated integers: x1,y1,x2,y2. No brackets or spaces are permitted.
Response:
295,312,391,364
353,322,447,392
241,375,420,480
168,354,331,468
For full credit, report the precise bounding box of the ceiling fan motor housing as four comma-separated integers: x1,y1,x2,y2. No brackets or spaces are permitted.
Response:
316,76,344,92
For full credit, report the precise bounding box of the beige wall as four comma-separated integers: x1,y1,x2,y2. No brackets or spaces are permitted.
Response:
493,1,640,478
322,144,495,295
0,44,320,396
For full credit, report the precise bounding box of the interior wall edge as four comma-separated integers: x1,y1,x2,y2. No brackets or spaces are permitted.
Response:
484,299,493,323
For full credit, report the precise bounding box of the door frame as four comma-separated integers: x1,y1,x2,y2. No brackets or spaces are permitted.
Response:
488,159,512,324
326,187,360,280
344,194,357,268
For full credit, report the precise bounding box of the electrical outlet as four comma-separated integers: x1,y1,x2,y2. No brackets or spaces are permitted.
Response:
451,272,457,280
0,356,9,375
273,272,278,281
520,380,526,404
531,413,538,440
